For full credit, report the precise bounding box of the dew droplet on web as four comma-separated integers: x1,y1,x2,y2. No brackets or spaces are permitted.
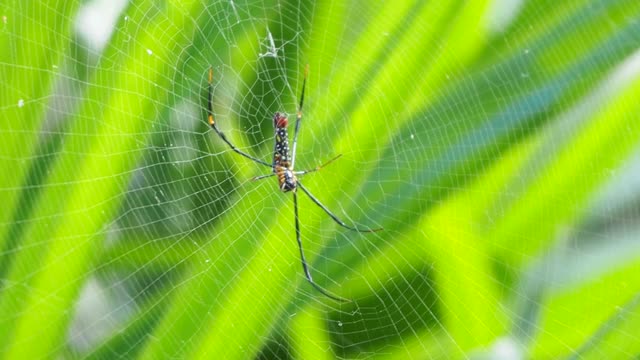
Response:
18,99,24,107
337,321,343,327
146,48,153,55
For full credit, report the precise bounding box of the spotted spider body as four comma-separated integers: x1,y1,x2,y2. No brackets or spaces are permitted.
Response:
206,65,381,303
273,112,297,192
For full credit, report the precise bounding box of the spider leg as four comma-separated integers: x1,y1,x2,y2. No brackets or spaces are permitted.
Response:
290,64,308,170
294,154,342,176
251,173,276,181
208,67,271,167
298,182,383,233
252,152,339,181
293,190,351,303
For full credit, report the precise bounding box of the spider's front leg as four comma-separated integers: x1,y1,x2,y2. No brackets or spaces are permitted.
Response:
293,190,351,303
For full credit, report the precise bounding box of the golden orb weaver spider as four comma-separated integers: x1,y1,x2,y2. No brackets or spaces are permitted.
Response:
206,65,382,302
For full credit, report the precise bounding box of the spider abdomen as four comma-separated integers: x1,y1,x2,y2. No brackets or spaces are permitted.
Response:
273,112,297,192
273,112,291,165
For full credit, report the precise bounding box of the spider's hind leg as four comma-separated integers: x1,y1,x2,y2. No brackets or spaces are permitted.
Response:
294,154,342,177
206,66,271,167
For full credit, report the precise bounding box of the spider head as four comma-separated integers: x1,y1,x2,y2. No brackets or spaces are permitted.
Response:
276,166,297,192
273,112,288,128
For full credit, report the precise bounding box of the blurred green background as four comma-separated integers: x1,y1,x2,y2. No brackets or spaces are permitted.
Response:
1,0,640,359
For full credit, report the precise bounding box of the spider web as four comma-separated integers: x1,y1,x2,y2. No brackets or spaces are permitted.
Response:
2,0,640,359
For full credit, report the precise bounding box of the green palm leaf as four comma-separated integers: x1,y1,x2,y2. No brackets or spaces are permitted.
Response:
1,1,639,359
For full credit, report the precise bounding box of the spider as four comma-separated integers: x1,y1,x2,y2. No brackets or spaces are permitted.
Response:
206,65,381,302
